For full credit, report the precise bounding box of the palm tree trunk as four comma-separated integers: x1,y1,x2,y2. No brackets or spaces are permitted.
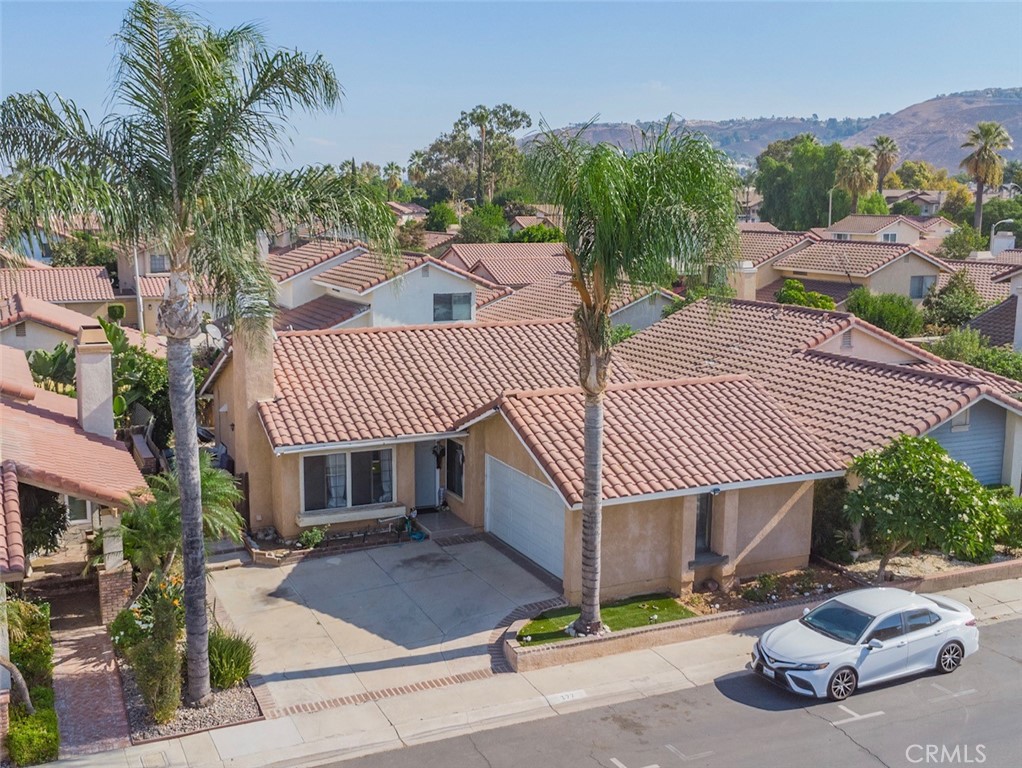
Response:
477,124,486,205
973,181,985,232
852,191,860,214
575,392,604,634
0,656,34,715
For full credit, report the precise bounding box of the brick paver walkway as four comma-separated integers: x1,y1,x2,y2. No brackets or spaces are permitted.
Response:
50,593,131,757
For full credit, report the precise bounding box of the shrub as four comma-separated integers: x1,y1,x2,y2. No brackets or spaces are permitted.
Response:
511,223,562,242
425,202,457,232
10,602,53,689
922,269,986,329
610,324,636,345
18,487,69,558
6,686,59,766
741,573,780,603
774,278,836,310
134,572,185,637
107,302,126,322
846,287,924,337
934,223,987,260
298,526,326,549
130,638,181,724
811,477,853,563
998,493,1022,552
927,329,1022,382
109,608,148,653
890,200,921,216
209,627,255,689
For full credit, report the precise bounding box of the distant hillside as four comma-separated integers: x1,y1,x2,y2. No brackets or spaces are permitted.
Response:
538,88,1021,170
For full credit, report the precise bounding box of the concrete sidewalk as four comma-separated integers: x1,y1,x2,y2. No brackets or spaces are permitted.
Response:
52,579,1022,768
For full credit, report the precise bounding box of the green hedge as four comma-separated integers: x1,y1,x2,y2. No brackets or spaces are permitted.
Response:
10,602,53,689
6,686,59,766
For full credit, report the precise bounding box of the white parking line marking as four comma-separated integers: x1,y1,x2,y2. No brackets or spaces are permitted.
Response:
831,704,885,726
545,688,587,705
929,682,977,701
666,744,714,761
610,759,660,768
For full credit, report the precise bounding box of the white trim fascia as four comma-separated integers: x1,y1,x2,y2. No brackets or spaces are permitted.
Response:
568,470,846,511
493,411,573,510
361,260,483,295
923,393,1022,436
272,430,470,456
454,406,500,432
198,346,233,396
277,244,366,285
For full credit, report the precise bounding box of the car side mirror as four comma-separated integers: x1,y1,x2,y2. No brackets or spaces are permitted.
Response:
803,607,811,616
867,638,884,650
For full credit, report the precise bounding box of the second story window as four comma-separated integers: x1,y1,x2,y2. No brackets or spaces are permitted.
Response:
909,275,936,299
149,253,169,273
882,233,898,243
833,233,850,241
433,292,472,322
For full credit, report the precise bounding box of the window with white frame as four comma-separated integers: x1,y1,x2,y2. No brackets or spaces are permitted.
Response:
433,293,472,322
302,449,394,512
951,409,971,432
446,440,464,497
64,495,91,524
149,253,169,273
909,275,937,299
882,232,898,243
833,233,850,241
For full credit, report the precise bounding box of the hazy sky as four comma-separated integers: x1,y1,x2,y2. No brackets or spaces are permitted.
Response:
2,1,1019,170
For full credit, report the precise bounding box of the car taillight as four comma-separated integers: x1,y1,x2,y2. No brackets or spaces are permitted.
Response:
966,619,977,627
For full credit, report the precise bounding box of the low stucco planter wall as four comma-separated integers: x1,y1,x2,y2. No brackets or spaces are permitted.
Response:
504,556,1022,673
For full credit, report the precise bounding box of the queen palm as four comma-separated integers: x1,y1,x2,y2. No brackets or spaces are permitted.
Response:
383,162,403,200
836,147,877,213
0,0,394,704
961,121,1013,232
871,136,899,195
526,124,738,633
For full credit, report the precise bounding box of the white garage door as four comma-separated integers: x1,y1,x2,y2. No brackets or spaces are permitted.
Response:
485,456,565,578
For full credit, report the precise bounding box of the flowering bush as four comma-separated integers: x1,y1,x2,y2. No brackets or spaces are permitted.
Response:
134,571,185,636
846,435,1006,582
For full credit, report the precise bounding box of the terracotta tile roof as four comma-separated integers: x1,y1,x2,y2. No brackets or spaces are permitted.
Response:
1,460,26,576
511,215,546,229
913,236,948,254
421,231,457,251
258,320,633,449
273,295,368,332
773,240,934,277
442,243,565,272
471,256,570,287
387,201,428,217
496,377,844,506
908,216,956,233
0,248,50,269
265,239,363,282
0,293,165,356
828,214,925,235
935,260,1013,303
476,274,651,323
755,277,860,305
738,221,780,232
0,266,115,304
0,345,37,400
616,299,1022,462
314,251,510,300
0,352,146,507
967,295,1016,347
990,251,1022,277
739,230,812,266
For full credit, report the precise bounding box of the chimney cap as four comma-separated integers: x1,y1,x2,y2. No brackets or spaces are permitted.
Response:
77,324,111,348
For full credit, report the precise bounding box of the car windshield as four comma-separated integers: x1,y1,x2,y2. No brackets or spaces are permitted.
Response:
800,602,875,644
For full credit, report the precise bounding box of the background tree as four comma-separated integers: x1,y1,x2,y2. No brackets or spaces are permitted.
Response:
922,269,986,328
527,122,738,634
457,202,509,243
0,0,395,705
890,200,922,216
383,162,403,200
836,147,876,213
425,202,458,232
1003,159,1022,188
846,435,1005,582
511,223,563,243
755,134,850,229
774,278,836,309
856,191,889,215
934,223,986,260
871,135,899,194
48,229,119,284
960,197,1022,238
396,219,426,250
960,121,1013,232
846,288,924,337
938,182,972,220
456,104,532,203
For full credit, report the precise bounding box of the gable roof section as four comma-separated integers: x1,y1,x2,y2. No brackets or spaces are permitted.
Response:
772,240,941,278
273,295,369,332
496,377,845,506
828,214,925,235
0,345,36,400
0,266,115,304
477,273,657,323
258,320,633,450
471,256,569,287
967,295,1016,347
935,259,1014,303
737,222,780,232
421,231,457,251
442,242,565,272
0,293,165,356
265,239,363,282
739,230,812,266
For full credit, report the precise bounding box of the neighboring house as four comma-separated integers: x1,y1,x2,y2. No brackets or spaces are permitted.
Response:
509,215,560,233
731,229,814,301
738,221,780,233
134,274,216,341
0,266,117,318
827,214,927,244
0,292,164,356
201,298,1022,603
440,242,565,276
387,201,429,226
883,189,946,217
737,188,763,222
968,259,1022,349
420,231,457,256
933,259,1015,305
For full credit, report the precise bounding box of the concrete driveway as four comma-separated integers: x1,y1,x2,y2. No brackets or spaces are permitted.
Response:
210,538,559,710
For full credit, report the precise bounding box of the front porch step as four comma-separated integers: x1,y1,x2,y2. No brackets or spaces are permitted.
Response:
415,510,476,540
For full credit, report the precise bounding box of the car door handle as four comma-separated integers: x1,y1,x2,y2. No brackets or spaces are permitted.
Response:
896,641,907,647
934,629,944,635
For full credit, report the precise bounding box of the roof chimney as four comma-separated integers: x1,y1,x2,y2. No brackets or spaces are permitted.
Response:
75,325,115,439
736,260,757,301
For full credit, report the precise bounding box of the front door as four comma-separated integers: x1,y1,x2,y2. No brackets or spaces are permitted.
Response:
414,441,438,508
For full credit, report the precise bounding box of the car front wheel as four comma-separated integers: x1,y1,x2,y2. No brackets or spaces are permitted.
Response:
937,642,964,673
827,667,857,701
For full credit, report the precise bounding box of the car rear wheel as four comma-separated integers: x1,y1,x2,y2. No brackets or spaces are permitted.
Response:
827,667,857,701
937,641,964,673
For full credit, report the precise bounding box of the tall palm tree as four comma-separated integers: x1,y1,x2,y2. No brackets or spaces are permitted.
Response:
870,135,899,195
836,147,877,213
526,123,738,633
961,121,1013,232
383,162,403,200
0,0,394,704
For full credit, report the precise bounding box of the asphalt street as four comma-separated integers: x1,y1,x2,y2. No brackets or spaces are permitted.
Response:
343,616,1022,768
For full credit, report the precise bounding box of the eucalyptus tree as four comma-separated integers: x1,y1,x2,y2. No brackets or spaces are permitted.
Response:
0,0,394,704
526,123,738,633
870,135,899,195
455,104,531,203
961,121,1013,232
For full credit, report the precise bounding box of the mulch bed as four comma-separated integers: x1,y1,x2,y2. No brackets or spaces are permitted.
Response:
681,565,863,615
843,546,1019,583
115,655,261,743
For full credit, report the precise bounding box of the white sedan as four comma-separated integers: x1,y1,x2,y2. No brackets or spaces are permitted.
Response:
751,588,979,700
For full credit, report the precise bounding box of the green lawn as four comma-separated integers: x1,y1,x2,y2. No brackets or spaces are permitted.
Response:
516,594,696,646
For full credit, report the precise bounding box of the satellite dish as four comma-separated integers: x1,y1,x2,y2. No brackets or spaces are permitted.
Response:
204,323,224,348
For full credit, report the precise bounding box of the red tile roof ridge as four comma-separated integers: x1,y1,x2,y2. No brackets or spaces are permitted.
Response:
275,316,575,337
501,374,752,400
1,459,26,575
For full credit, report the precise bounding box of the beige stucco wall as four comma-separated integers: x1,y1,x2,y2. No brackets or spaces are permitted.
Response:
815,326,927,364
866,253,941,299
732,481,815,578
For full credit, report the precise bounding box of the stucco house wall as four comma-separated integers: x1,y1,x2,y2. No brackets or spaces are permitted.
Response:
611,293,675,332
0,321,77,352
866,253,942,299
927,400,1007,487
367,268,479,327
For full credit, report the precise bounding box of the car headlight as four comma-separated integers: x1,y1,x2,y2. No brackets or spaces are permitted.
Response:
792,662,830,671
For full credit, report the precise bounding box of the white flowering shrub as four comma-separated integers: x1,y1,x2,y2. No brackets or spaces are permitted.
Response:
845,435,1006,581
